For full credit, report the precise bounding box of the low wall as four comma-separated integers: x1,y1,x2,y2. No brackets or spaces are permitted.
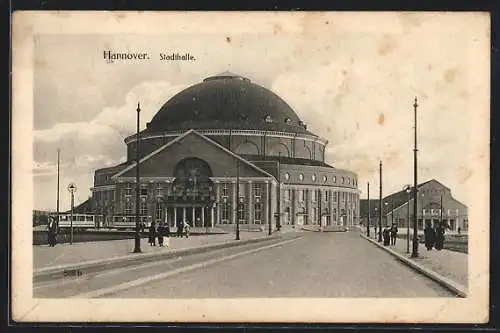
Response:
33,229,226,245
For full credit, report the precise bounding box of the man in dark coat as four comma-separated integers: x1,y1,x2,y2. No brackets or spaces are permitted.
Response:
390,224,398,246
424,224,435,250
177,221,183,238
149,221,156,246
47,216,58,247
383,227,390,246
434,223,445,250
157,222,165,247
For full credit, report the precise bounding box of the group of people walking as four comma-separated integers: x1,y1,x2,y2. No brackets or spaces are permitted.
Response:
148,220,192,246
424,223,446,251
148,221,169,247
382,224,399,246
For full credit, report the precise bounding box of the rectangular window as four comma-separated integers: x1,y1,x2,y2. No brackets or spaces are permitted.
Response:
333,192,337,202
140,188,148,196
254,202,262,224
222,184,229,197
140,201,148,216
125,185,132,196
324,190,329,202
125,200,132,215
238,200,245,221
155,203,162,221
238,183,246,196
221,202,230,223
252,183,262,198
284,189,291,201
156,184,163,197
298,190,305,202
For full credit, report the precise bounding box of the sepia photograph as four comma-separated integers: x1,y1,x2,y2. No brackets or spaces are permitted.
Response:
12,11,489,323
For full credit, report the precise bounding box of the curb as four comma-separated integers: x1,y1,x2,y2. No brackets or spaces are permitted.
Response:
34,234,285,283
359,234,468,298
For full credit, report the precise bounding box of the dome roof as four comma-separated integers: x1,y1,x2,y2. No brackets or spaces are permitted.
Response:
146,72,313,134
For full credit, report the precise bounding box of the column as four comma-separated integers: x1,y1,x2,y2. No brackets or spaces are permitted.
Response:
336,191,340,225
215,182,220,224
247,181,253,224
211,207,215,228
232,182,237,224
165,207,168,226
264,181,270,227
183,207,186,224
202,207,205,227
192,207,195,227
330,190,334,226
307,189,312,225
174,208,177,227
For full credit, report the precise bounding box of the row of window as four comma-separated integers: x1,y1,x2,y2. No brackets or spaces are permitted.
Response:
284,173,357,186
264,115,306,128
422,208,461,216
283,189,358,204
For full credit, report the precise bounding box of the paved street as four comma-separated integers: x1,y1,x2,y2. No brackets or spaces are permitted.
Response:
69,230,454,298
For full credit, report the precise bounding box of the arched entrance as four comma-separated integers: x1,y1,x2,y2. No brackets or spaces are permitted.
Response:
164,157,216,229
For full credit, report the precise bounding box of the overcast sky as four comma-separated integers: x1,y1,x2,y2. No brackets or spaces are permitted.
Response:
31,13,488,211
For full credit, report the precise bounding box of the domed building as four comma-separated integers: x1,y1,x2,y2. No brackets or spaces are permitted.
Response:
91,72,360,230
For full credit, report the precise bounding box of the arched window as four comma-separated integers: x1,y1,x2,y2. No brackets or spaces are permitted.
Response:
235,141,259,155
269,143,290,157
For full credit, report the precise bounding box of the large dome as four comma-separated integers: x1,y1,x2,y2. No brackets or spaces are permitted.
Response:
146,72,312,134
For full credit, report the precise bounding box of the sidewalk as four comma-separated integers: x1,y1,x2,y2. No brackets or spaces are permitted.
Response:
361,230,468,289
34,231,269,271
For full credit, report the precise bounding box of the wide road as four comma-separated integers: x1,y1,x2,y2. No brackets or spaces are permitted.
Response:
96,231,453,298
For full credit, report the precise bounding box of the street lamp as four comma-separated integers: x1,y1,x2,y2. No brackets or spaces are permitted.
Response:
378,161,383,242
67,182,77,245
366,182,370,237
133,102,142,253
403,184,411,253
236,158,240,241
411,97,419,258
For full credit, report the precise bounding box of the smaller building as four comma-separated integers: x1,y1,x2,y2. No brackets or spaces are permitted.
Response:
360,179,468,232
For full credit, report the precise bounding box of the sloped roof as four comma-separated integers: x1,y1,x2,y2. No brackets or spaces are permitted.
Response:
380,179,449,215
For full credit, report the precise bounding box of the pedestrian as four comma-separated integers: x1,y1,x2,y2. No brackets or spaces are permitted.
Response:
157,222,165,247
177,221,183,238
184,223,190,238
434,223,445,250
149,220,156,246
47,216,58,247
424,223,435,250
390,224,398,246
383,227,390,246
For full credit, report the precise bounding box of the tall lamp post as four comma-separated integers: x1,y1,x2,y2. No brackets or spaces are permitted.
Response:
276,152,281,231
367,182,370,237
56,149,60,231
403,184,411,254
411,97,419,258
378,161,383,242
133,102,142,253
236,158,240,240
67,182,77,245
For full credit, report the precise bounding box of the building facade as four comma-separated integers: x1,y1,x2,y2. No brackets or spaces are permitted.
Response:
91,72,360,229
360,179,468,232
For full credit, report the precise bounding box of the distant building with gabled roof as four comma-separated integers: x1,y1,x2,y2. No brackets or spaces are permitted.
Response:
360,179,468,232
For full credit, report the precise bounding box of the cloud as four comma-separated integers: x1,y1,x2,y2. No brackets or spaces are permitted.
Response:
33,81,187,210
